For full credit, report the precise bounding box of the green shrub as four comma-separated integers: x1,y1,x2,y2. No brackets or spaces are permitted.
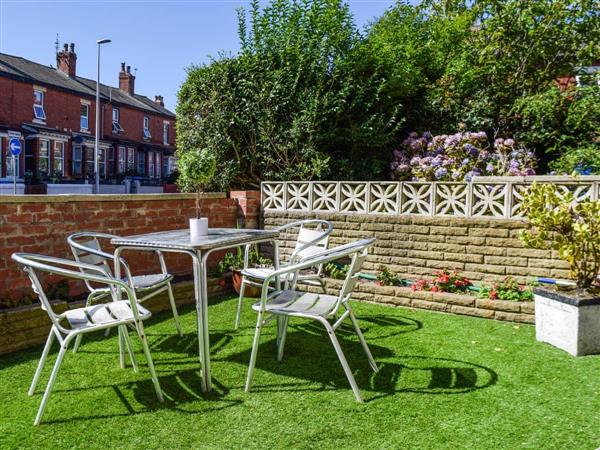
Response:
520,182,600,291
377,265,400,286
478,277,536,302
177,148,217,217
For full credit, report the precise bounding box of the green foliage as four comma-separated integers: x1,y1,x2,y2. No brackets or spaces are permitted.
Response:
217,246,271,274
177,148,217,217
376,265,400,286
177,0,402,188
323,262,349,280
549,146,600,175
478,277,536,302
519,182,600,290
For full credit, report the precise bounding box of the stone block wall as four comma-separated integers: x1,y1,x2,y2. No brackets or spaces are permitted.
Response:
263,211,569,285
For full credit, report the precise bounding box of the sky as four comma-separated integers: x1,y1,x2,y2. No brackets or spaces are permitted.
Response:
0,0,400,112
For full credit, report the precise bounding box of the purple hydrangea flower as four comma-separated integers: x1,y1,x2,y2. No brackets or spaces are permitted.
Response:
434,167,448,179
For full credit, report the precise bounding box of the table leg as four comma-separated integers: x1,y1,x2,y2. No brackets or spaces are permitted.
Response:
191,253,208,392
199,251,212,392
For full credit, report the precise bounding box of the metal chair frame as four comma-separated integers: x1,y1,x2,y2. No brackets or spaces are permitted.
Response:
11,252,163,425
235,219,333,329
244,237,378,403
68,232,182,352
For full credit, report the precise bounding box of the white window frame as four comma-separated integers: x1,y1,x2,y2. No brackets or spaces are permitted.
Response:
80,103,89,131
53,141,64,175
38,140,50,175
163,121,169,145
98,148,106,179
118,146,126,173
72,145,83,176
107,146,115,177
33,89,46,122
112,107,124,133
155,152,161,178
143,116,151,140
148,151,155,178
127,147,135,171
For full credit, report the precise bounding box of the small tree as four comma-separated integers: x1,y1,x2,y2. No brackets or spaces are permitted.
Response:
519,182,600,291
177,149,217,219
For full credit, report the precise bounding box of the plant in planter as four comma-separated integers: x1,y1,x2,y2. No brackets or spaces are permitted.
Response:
324,262,349,280
520,182,600,355
377,265,401,286
217,246,272,296
478,276,536,302
411,269,472,293
177,148,217,241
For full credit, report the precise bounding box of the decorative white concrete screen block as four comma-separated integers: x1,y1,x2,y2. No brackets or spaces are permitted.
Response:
535,292,600,356
260,177,600,219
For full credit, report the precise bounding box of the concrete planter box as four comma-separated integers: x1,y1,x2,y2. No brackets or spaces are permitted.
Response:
534,287,600,356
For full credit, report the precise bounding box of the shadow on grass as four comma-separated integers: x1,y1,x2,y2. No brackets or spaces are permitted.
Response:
42,369,242,425
225,329,497,401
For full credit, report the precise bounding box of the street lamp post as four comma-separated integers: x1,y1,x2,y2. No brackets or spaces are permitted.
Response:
95,38,111,194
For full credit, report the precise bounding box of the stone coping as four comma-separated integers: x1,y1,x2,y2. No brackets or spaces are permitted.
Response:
0,192,227,203
534,286,600,307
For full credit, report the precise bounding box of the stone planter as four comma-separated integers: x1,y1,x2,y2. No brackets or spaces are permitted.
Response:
232,270,261,297
534,286,600,356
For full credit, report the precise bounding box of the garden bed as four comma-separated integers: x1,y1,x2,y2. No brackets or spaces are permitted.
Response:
303,277,534,324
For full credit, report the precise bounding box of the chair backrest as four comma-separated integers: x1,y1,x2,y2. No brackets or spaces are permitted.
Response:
284,220,333,265
11,252,130,334
68,232,117,292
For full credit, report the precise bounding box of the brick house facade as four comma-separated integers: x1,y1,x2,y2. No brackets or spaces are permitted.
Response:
0,43,176,184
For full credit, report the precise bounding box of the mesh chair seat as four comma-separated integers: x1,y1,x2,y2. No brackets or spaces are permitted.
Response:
251,290,337,317
63,301,152,331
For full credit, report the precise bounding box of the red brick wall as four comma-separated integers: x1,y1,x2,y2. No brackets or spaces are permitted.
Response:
0,191,261,303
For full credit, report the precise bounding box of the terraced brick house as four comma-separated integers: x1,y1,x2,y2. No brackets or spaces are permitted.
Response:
0,43,176,185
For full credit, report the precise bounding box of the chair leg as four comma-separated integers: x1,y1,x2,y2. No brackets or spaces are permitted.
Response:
276,316,288,362
135,321,164,402
72,334,83,354
167,282,183,337
347,308,378,372
317,277,327,294
245,311,265,392
319,318,363,403
118,327,126,369
29,329,55,396
120,325,139,373
34,343,68,425
234,277,247,330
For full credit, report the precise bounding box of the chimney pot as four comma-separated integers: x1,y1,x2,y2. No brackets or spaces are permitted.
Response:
69,43,75,53
63,43,68,51
126,65,131,74
119,63,135,96
121,62,126,72
154,95,164,107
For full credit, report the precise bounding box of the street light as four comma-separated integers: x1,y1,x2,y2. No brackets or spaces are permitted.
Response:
95,38,111,194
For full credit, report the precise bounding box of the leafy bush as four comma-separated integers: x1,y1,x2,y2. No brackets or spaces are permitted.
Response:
411,269,472,293
323,262,349,280
377,265,400,286
391,131,536,181
478,277,536,302
520,182,600,291
217,246,272,275
549,146,600,176
177,148,217,218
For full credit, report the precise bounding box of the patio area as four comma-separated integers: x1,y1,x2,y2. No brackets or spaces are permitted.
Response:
2,295,599,448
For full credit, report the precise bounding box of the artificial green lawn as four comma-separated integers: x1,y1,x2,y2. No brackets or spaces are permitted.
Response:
1,296,599,449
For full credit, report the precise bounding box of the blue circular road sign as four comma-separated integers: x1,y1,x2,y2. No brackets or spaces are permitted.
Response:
9,138,21,156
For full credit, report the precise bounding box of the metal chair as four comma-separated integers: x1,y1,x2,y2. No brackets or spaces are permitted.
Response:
235,219,333,329
11,252,164,425
68,232,182,352
244,237,378,403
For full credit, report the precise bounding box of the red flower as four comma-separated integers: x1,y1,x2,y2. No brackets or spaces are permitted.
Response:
431,286,440,292
218,279,226,288
489,290,498,300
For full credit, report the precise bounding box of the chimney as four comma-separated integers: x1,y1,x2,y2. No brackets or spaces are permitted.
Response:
56,42,77,77
154,95,164,107
119,62,135,96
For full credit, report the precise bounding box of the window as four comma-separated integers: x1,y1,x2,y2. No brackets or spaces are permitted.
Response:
112,107,124,133
33,89,46,121
118,146,126,173
155,152,161,178
38,140,50,176
80,104,89,130
85,147,94,177
72,145,83,176
143,116,151,139
162,155,169,178
148,151,155,178
138,151,146,175
53,142,64,175
163,122,169,144
107,146,115,177
98,148,106,178
127,147,135,171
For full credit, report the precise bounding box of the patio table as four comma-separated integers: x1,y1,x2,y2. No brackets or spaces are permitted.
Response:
111,228,280,392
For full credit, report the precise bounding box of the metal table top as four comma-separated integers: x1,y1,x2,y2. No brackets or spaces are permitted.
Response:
111,228,279,251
